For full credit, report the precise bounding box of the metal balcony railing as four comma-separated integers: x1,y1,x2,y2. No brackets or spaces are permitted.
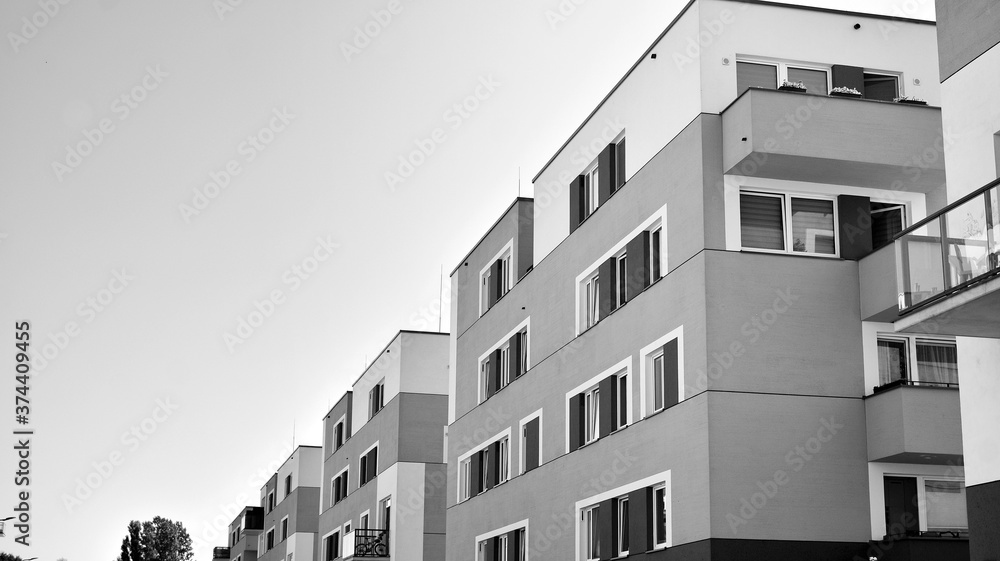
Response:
872,378,959,394
354,528,389,558
896,177,1000,312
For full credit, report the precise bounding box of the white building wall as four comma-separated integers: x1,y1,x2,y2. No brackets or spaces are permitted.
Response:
352,335,403,433
957,336,1000,487
399,332,449,396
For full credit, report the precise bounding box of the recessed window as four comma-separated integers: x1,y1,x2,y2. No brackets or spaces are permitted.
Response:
479,357,490,403
787,66,829,95
737,59,830,95
617,371,628,428
498,436,510,484
740,192,837,256
653,484,667,547
584,386,600,445
481,268,491,315
459,458,471,501
876,336,958,389
324,532,340,561
583,504,601,561
863,72,899,101
616,252,628,307
266,528,275,550
281,517,288,541
617,496,630,557
871,202,907,249
369,379,385,419
585,165,600,216
518,329,528,376
284,475,292,496
499,343,510,388
584,272,600,329
650,226,662,281
884,476,967,537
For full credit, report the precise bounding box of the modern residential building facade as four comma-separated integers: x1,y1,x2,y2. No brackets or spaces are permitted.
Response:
257,446,322,561
317,330,450,561
228,506,265,561
447,1,973,560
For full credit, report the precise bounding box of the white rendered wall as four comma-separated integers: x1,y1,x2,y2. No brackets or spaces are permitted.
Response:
352,335,403,433
957,336,1000,487
399,332,449,396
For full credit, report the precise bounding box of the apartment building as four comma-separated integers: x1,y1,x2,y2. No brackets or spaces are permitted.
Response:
446,1,973,559
227,506,264,561
256,446,322,561
317,330,449,561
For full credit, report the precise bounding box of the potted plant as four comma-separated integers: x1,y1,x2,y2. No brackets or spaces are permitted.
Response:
830,86,863,98
778,80,806,92
894,95,928,105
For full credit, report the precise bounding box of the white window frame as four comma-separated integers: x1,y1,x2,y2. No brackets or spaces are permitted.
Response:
499,343,510,388
459,457,472,501
737,57,832,92
565,357,630,453
360,510,370,530
739,189,840,256
321,529,340,561
479,239,515,317
875,334,958,387
477,318,531,404
575,206,667,335
584,271,600,330
456,428,513,499
333,414,346,450
584,163,599,215
475,520,530,561
379,495,392,530
639,326,684,420
332,465,349,505
343,520,352,535
616,370,629,429
498,436,510,484
650,225,663,282
498,533,509,560
519,409,543,475
573,470,672,561
862,69,904,99
479,356,491,404
582,504,600,561
616,495,630,557
583,385,600,446
359,441,379,487
280,515,289,541
652,483,668,548
616,251,628,307
369,379,385,419
266,527,275,550
267,491,275,513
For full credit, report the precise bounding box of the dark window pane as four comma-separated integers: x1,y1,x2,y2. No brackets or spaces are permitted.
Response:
790,198,835,254
741,194,785,250
877,339,907,385
788,67,828,95
864,73,898,101
737,62,777,94
872,203,906,248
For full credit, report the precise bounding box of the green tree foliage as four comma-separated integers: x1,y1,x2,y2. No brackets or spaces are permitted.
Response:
0,552,24,561
115,517,193,561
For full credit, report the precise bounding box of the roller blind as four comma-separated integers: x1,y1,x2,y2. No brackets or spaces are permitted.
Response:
740,193,784,250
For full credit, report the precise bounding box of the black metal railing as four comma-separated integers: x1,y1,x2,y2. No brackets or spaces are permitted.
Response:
354,528,389,558
872,378,959,394
895,177,1000,312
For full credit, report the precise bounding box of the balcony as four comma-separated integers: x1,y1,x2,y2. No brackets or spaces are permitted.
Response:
865,384,962,464
341,528,389,560
212,547,230,560
868,534,969,561
721,88,945,192
893,178,1000,337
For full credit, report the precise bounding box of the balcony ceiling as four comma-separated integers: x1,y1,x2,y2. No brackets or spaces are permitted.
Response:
896,275,1000,338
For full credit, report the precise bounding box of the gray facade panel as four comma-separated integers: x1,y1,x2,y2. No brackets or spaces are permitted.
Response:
936,0,1000,81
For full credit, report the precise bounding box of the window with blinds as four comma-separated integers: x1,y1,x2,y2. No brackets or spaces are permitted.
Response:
740,193,785,250
740,192,837,255
864,73,899,101
737,61,777,94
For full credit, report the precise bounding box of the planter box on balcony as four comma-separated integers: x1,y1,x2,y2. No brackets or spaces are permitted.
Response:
830,90,863,98
778,85,806,92
896,99,928,105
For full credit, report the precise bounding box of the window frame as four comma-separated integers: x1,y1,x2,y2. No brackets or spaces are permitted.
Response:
862,70,902,101
582,504,600,561
584,163,600,216
876,334,958,388
652,483,668,548
460,457,472,501
280,516,289,541
584,271,600,330
369,379,385,419
519,409,543,476
650,226,662,282
498,436,510,484
499,342,510,388
882,474,968,534
583,385,600,446
739,190,840,257
616,496,630,557
617,370,629,429
616,251,628,307
479,356,490,404
737,57,832,94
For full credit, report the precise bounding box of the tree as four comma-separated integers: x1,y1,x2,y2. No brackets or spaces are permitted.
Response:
115,517,193,561
0,553,24,561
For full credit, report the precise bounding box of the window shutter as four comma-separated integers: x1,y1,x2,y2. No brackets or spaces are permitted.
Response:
488,260,502,307
506,530,520,561
598,257,616,319
599,375,617,438
525,418,540,472
615,139,626,191
838,195,872,260
598,143,615,205
628,487,654,553
736,61,777,93
626,231,651,299
366,448,378,483
486,441,500,489
831,64,865,94
570,175,586,233
569,394,584,452
599,499,615,561
663,339,679,408
508,333,521,379
493,349,504,391
470,452,482,497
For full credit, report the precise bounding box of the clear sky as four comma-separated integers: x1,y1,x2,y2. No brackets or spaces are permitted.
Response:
0,0,933,559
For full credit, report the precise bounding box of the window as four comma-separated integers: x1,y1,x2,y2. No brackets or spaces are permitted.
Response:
281,517,288,541
650,226,662,281
266,528,275,550
360,445,378,486
872,202,906,248
480,447,490,491
285,475,292,496
481,268,491,314
616,253,628,306
617,371,628,428
344,521,351,535
497,534,508,560
369,380,384,419
883,476,967,537
518,329,528,376
324,532,340,561
479,357,490,403
584,386,600,445
617,497,630,556
498,437,510,484
499,344,510,388
380,496,392,531
737,59,830,95
460,458,471,501
520,414,541,475
332,468,348,505
740,192,836,255
267,491,275,513
480,245,514,316
876,336,958,388
864,72,899,101
585,164,599,216
653,484,667,547
360,512,369,530
583,505,600,560
584,272,600,329
500,252,512,297
334,420,345,450
652,350,666,413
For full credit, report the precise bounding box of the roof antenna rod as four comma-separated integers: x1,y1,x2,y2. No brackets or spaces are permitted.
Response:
292,420,296,449
438,265,444,333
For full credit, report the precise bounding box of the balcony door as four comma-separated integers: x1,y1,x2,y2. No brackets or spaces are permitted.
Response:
884,476,919,537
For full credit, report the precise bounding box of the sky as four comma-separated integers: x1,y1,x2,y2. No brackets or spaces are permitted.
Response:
0,0,934,559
